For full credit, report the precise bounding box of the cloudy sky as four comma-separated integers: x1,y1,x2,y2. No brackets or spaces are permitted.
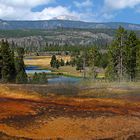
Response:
0,0,140,23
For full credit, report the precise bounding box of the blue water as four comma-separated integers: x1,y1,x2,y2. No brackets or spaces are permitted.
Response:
26,69,52,74
48,76,80,84
26,66,40,70
25,65,81,84
26,66,51,74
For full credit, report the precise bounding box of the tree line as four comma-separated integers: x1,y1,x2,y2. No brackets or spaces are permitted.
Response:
106,27,140,82
54,26,140,82
0,26,140,83
78,27,140,81
50,55,71,69
0,40,27,83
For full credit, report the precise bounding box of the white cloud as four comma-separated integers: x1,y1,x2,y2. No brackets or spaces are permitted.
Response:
74,0,93,8
0,0,80,20
0,5,78,20
99,0,140,22
30,6,79,20
0,0,96,22
2,0,137,22
0,0,116,22
105,0,140,10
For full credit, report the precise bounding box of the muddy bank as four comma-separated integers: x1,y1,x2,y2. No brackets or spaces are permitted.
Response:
3,84,140,100
0,96,140,139
0,84,140,140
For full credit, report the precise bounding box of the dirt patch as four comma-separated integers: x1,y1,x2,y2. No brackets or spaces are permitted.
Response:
0,131,32,140
0,84,140,140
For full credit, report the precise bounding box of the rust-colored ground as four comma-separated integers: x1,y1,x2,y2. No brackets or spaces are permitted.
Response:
0,84,140,140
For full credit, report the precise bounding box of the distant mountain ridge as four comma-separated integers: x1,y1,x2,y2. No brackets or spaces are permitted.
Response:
0,20,140,50
0,19,140,30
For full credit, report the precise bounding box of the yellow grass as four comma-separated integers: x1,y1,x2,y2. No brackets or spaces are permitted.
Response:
24,55,106,78
0,84,40,100
24,55,83,77
24,55,71,68
53,66,83,77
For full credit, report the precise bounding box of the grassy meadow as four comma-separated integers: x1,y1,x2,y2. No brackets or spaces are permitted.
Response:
24,55,106,78
24,55,71,67
24,55,84,77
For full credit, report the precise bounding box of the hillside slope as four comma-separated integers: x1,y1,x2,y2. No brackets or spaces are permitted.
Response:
0,29,114,49
0,19,140,30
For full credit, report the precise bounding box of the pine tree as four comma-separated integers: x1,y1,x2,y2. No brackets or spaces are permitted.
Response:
70,58,76,67
11,40,16,52
56,60,60,69
76,56,83,72
105,44,118,81
116,27,128,81
106,27,128,81
136,39,140,80
50,55,57,68
60,58,65,66
125,31,138,81
1,40,16,83
15,48,27,84
16,70,28,84
88,47,100,80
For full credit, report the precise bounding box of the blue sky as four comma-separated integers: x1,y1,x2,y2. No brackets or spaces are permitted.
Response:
0,0,140,24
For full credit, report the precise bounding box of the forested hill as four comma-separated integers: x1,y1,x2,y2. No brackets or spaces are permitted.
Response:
0,28,115,50
0,20,140,51
0,19,140,30
0,28,140,51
